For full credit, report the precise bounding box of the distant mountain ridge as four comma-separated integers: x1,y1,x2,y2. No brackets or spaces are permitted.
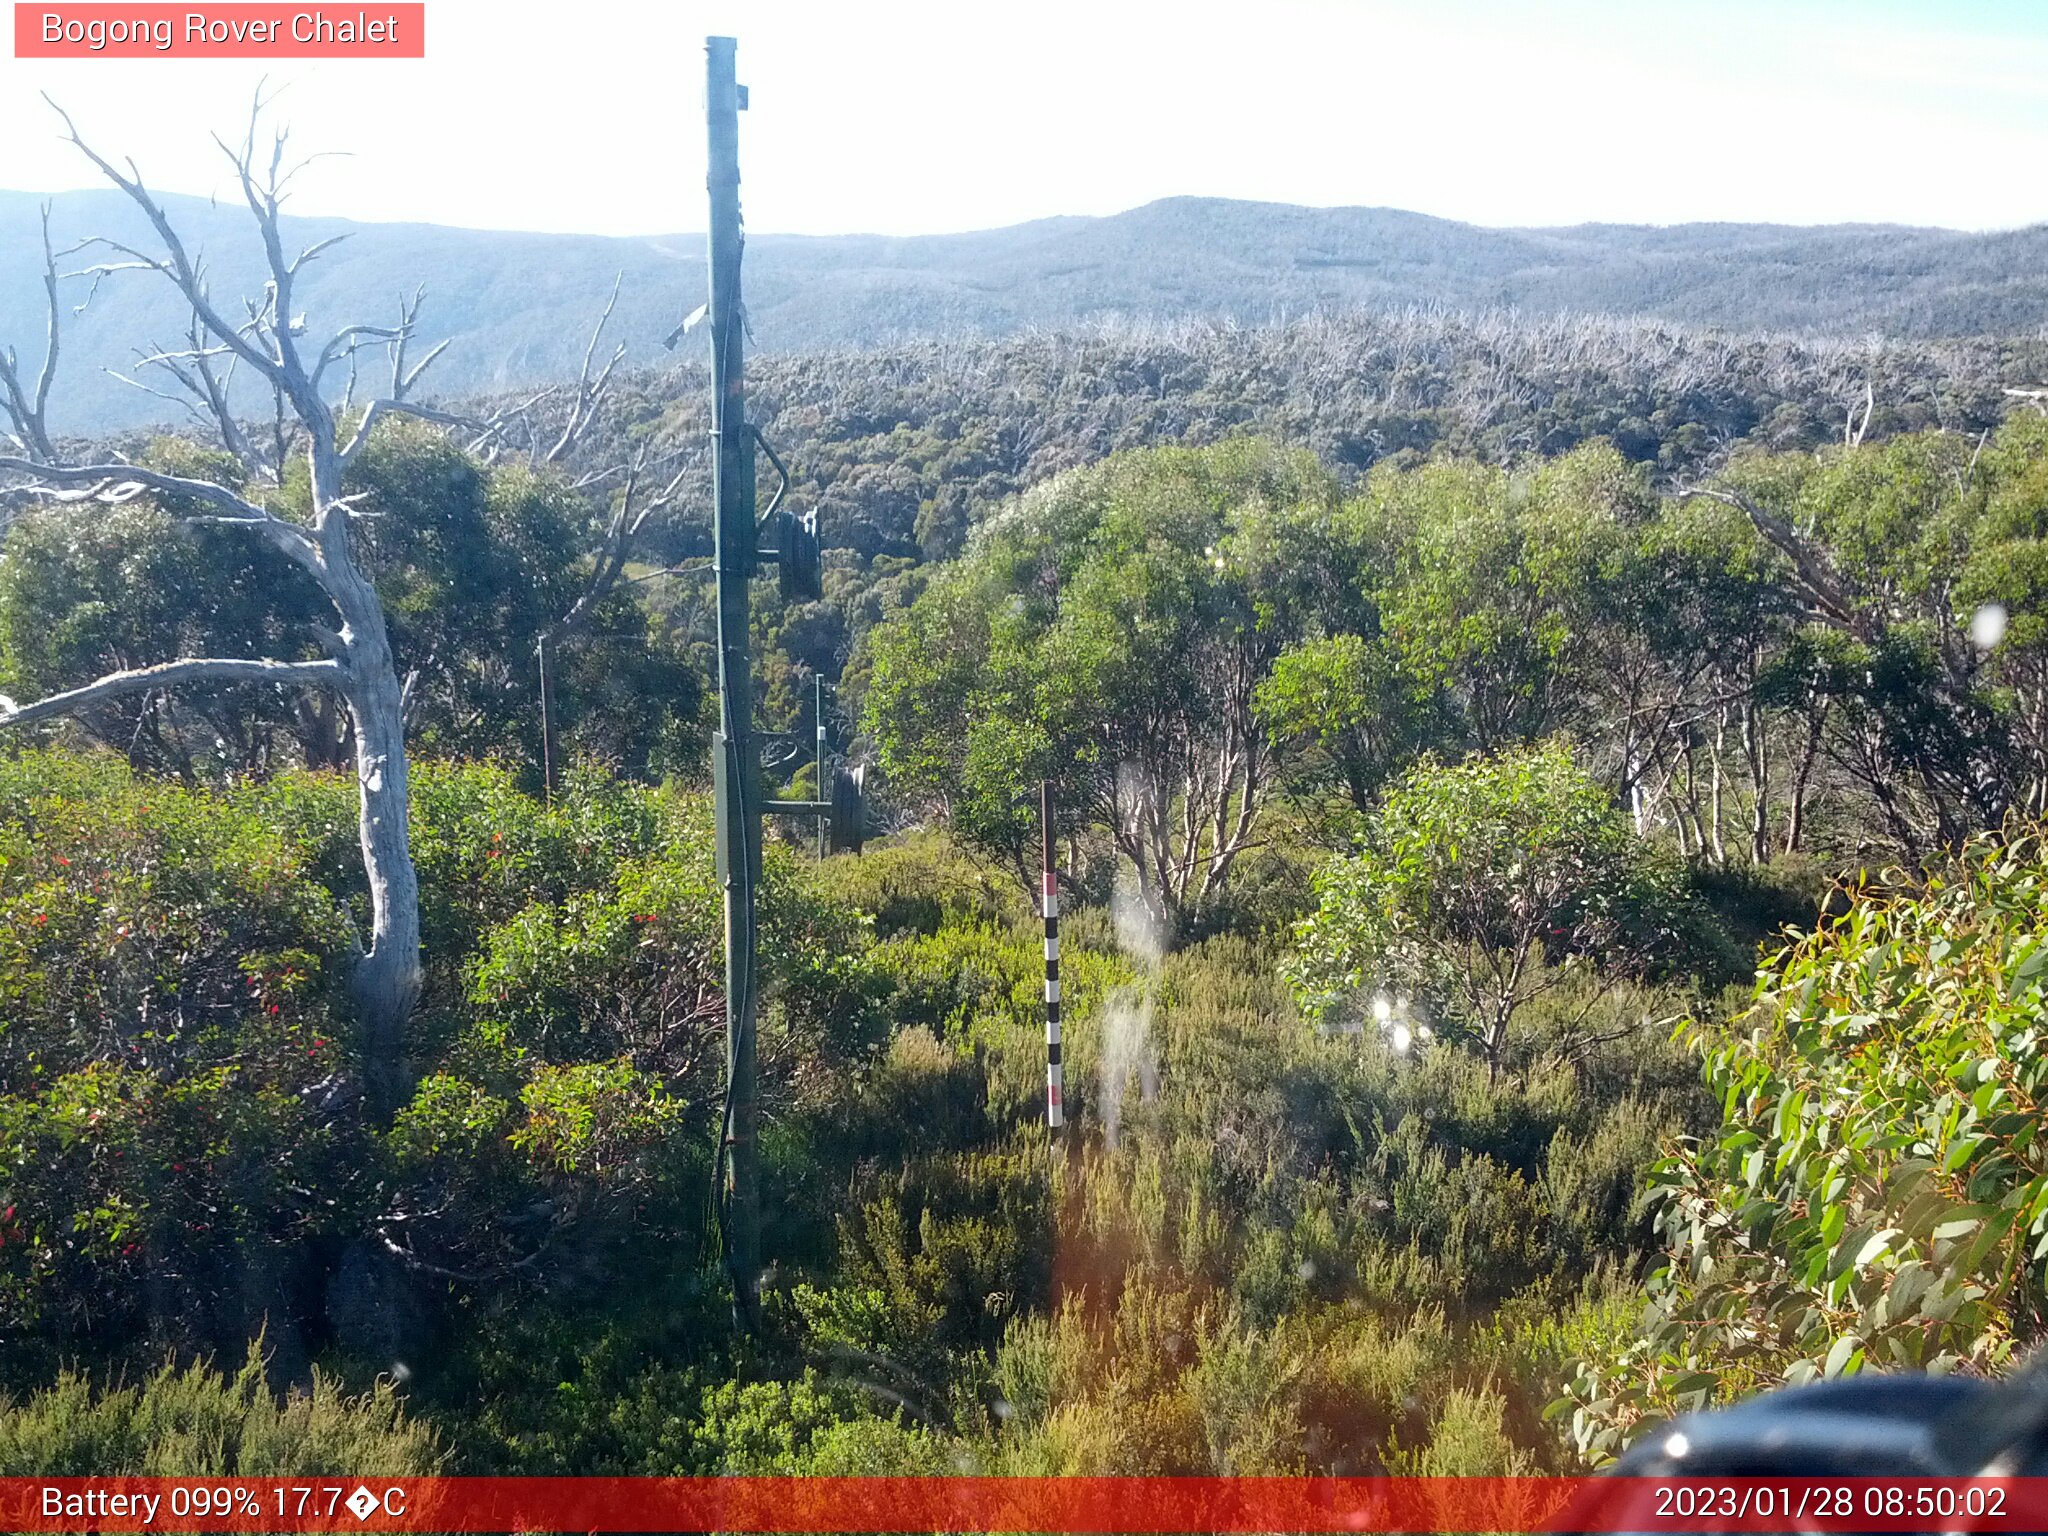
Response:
4,189,2046,432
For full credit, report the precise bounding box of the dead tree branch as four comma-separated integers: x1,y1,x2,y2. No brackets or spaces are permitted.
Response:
0,204,64,463
0,656,343,727
553,450,688,639
1679,484,1866,640
547,273,625,463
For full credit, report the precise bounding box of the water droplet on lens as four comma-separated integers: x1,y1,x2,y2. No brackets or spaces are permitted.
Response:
1972,603,2008,651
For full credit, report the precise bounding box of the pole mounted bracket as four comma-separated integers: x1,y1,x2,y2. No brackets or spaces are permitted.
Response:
764,764,866,855
829,764,867,854
751,425,823,600
773,508,822,602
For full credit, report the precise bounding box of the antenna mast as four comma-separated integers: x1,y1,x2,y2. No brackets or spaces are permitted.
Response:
705,33,762,1331
703,35,860,1330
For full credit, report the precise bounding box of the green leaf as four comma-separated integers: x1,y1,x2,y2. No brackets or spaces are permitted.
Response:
1951,1207,2019,1281
1823,1335,1863,1378
1931,1213,1984,1243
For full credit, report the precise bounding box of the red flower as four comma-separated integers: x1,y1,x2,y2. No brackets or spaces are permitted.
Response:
32,913,47,925
55,856,69,866
268,1004,280,1015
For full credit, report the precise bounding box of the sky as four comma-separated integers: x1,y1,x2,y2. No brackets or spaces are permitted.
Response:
2,0,2046,237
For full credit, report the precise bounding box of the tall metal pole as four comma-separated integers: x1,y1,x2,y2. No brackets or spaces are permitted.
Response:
706,33,761,1331
1041,780,1064,1135
814,674,828,861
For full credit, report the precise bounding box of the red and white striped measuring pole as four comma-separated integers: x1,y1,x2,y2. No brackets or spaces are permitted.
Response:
1041,779,1064,1133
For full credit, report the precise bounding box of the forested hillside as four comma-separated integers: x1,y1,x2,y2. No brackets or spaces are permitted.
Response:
526,311,2048,778
7,185,2048,431
9,129,2048,1481
634,310,2048,565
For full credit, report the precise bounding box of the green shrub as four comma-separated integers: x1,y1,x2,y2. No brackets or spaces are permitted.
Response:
811,1143,1054,1376
245,759,665,968
417,1286,721,1474
1185,1320,1309,1472
1293,1308,1452,1471
1566,833,2048,1460
0,750,365,1374
690,1372,946,1474
811,830,1025,938
0,1347,439,1475
1290,742,1691,1080
0,746,879,1408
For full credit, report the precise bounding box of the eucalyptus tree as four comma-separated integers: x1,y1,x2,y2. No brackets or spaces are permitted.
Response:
1253,631,1452,829
864,438,1335,939
1959,415,2048,816
1582,491,1793,862
1684,423,2048,854
1352,445,1645,756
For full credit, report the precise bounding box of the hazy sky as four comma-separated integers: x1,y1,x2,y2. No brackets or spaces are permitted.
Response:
3,0,2046,236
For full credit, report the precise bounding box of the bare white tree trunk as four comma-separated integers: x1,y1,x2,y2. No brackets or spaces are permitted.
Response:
1709,710,1728,866
0,99,474,1117
322,546,424,1099
1784,702,1826,855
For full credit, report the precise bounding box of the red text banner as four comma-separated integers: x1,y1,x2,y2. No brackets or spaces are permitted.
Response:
15,5,424,57
6,1476,2048,1532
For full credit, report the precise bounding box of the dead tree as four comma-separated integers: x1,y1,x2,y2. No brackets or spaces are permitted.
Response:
505,278,694,798
0,99,484,1117
535,447,689,795
0,202,64,469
